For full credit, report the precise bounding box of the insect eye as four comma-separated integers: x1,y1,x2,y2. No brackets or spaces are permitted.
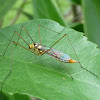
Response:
34,43,37,46
34,43,36,46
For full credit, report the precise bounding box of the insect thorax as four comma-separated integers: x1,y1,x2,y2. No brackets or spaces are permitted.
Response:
29,43,48,55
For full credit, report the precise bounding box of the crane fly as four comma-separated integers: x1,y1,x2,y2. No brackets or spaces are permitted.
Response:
0,23,99,100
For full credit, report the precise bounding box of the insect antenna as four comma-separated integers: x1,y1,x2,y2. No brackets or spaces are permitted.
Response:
14,31,29,46
13,41,35,53
0,33,10,42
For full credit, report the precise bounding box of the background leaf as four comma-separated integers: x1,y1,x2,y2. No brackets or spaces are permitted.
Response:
0,19,100,100
33,0,66,26
0,0,17,20
0,92,32,100
68,0,82,5
82,0,100,48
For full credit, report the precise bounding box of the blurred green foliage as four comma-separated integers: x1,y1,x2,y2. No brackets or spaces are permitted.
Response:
83,0,100,48
0,0,17,20
68,0,82,5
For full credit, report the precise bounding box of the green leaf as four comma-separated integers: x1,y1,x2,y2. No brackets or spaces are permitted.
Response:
0,0,17,20
0,92,32,100
68,0,82,5
33,0,66,26
70,23,84,33
92,0,100,19
20,10,33,20
82,0,100,48
0,19,100,100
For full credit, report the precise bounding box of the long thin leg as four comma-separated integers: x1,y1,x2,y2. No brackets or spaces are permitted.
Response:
39,24,65,34
16,26,23,44
2,28,30,56
39,34,67,55
3,32,15,56
41,34,67,55
65,34,99,78
61,63,73,79
14,31,29,46
16,26,35,44
13,41,36,54
2,26,37,56
50,32,99,78
22,26,34,43
38,25,65,45
34,25,66,55
23,25,65,45
3,29,41,54
1,42,13,100
44,31,99,78
22,25,65,45
50,34,67,48
0,33,10,42
1,39,38,98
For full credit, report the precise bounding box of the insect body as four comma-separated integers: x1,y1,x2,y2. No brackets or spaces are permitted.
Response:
46,48,78,63
29,43,78,63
